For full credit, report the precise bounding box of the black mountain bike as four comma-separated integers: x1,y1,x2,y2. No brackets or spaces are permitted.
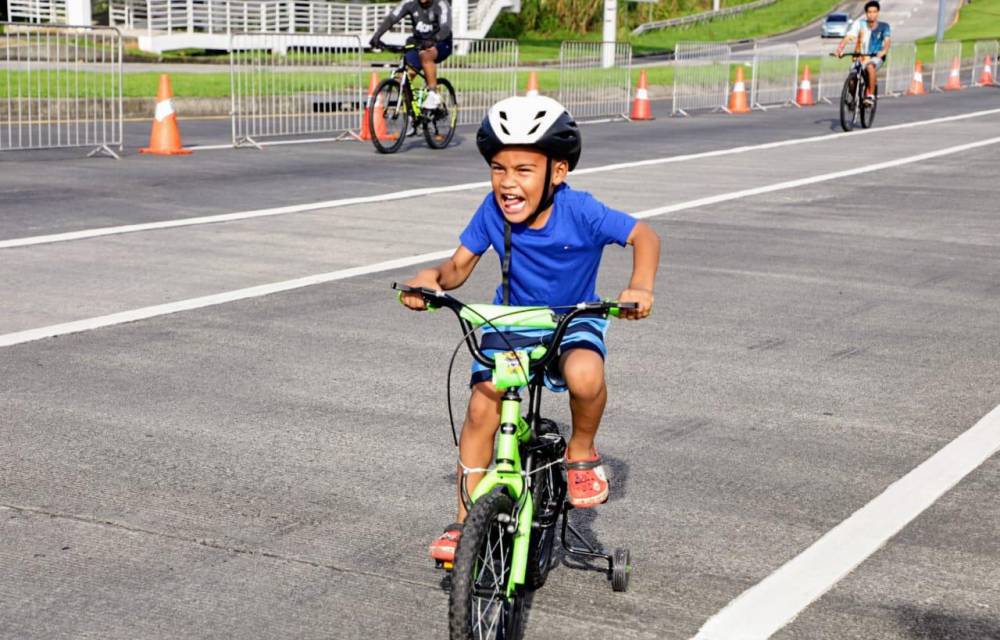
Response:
836,52,879,132
368,43,458,153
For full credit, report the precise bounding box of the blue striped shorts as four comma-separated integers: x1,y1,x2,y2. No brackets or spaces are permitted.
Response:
469,316,609,392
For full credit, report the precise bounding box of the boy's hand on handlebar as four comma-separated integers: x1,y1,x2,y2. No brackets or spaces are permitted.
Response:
616,288,654,320
400,275,440,310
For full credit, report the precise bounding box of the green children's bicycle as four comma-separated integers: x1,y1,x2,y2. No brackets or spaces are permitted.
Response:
392,283,634,640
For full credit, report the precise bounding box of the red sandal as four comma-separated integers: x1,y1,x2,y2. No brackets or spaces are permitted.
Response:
566,451,609,508
429,522,463,564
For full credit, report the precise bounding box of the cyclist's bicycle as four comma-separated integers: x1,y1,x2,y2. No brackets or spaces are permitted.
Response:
392,284,634,640
368,43,458,153
835,52,879,132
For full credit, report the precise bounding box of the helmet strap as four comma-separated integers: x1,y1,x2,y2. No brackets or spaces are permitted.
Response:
502,158,554,305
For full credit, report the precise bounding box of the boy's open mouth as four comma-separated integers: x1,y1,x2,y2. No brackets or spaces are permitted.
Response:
500,193,526,215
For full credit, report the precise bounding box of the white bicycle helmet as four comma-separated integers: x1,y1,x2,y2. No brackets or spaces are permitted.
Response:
476,95,581,170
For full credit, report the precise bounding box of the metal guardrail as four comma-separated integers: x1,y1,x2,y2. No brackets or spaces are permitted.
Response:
671,41,731,116
749,42,797,109
816,53,851,104
439,37,518,126
972,40,998,86
884,41,916,96
6,0,67,23
632,0,776,36
558,41,632,121
931,39,962,91
229,32,364,148
1,22,123,157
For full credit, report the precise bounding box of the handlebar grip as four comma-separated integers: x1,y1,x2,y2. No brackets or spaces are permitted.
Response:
392,282,443,310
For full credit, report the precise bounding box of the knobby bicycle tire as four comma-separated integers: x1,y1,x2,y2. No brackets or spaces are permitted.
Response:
524,422,564,590
449,488,524,640
423,77,459,150
839,74,858,132
860,84,878,129
370,77,409,154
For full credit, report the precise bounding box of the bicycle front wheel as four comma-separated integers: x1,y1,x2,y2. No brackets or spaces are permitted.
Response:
369,78,409,154
424,78,458,150
839,75,858,132
449,488,524,640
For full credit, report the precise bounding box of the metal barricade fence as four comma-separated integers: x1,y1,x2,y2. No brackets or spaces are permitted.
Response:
817,53,851,104
439,37,518,126
931,40,961,90
229,32,363,148
884,41,916,96
749,42,798,109
671,41,731,116
558,41,632,120
1,23,123,157
972,40,999,86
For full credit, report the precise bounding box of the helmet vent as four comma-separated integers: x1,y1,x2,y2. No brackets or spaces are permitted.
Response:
527,123,540,135
535,110,547,120
500,123,510,135
499,110,508,121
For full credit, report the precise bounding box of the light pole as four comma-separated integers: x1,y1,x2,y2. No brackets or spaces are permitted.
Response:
602,0,617,68
935,0,947,42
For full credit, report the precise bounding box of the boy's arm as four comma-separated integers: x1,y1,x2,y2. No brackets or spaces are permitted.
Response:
616,221,660,320
400,245,481,310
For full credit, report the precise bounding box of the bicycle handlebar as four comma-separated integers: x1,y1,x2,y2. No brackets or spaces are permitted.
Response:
391,282,637,371
830,52,877,58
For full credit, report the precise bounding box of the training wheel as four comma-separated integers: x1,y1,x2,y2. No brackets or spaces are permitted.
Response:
611,548,631,592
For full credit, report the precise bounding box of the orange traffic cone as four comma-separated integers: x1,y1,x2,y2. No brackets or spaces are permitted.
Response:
728,66,750,114
525,71,540,97
943,56,962,91
630,70,654,120
978,56,995,86
140,74,191,155
359,71,378,141
796,65,814,106
907,60,926,95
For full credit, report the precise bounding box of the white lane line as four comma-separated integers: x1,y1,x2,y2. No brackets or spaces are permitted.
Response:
630,136,1000,220
3,106,999,251
692,403,1000,640
3,135,999,349
0,250,452,349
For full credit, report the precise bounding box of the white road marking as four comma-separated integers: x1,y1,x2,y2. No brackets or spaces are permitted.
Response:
692,403,1000,640
3,135,999,349
3,107,999,250
0,250,452,348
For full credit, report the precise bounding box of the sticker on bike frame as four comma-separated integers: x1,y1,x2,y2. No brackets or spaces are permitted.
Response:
493,350,531,390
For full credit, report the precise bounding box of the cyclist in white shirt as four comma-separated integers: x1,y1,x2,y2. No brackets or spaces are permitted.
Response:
836,0,892,106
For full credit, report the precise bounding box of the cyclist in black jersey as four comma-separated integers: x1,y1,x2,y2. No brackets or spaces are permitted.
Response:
369,0,453,110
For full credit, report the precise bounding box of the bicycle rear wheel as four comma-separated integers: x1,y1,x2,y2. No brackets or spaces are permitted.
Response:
423,78,458,150
839,75,858,132
524,420,565,590
860,84,878,129
449,488,524,640
369,78,409,154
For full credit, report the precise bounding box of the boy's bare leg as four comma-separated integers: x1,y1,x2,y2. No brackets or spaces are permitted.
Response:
561,349,607,460
420,47,438,90
867,62,877,96
456,381,502,521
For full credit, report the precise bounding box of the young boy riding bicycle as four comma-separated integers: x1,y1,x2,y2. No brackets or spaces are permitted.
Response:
399,96,661,564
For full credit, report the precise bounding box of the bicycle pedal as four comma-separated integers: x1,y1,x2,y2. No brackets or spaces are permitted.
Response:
435,560,454,571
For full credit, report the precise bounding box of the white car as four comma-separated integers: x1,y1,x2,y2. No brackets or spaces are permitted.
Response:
821,12,851,38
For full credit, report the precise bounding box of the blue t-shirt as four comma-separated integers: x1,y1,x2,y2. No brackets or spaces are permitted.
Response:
459,184,637,308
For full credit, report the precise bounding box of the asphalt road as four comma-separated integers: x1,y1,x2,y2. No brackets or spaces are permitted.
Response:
2,88,1000,639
